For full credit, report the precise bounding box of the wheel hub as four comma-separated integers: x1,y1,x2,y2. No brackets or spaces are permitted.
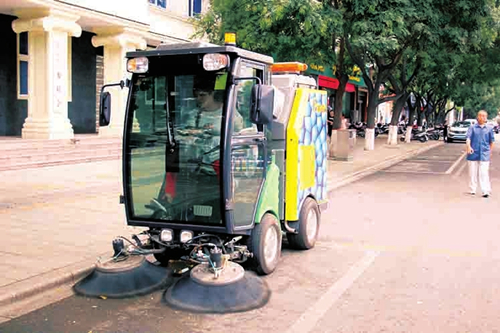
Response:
190,261,245,286
306,209,318,244
264,227,279,264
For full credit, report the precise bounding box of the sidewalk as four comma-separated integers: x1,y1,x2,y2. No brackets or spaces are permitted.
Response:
328,136,444,191
0,136,443,322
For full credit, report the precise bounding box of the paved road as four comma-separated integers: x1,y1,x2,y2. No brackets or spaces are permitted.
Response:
3,142,499,333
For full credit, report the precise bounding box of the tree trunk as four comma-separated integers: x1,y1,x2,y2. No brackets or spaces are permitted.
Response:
365,128,375,150
387,92,408,145
390,93,408,126
328,36,349,159
333,79,347,130
404,95,418,143
364,86,379,150
366,90,378,129
407,95,417,127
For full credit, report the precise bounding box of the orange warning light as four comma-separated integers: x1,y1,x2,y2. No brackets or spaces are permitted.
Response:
270,62,308,74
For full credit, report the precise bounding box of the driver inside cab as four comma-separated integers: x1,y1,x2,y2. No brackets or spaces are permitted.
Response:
160,75,243,204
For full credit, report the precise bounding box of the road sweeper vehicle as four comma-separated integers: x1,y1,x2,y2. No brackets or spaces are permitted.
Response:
75,34,329,312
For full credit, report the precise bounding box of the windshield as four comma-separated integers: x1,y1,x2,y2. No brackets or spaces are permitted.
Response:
124,55,229,225
451,122,471,128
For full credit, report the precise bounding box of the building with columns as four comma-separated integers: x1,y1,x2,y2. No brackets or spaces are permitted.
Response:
0,0,206,139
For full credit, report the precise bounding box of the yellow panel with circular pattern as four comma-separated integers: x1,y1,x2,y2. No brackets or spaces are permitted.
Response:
285,88,328,221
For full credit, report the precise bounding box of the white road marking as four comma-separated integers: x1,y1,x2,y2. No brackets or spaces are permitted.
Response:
380,170,444,175
285,250,380,333
445,151,467,174
453,159,468,179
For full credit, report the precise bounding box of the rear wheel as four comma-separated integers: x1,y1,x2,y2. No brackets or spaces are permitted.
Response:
248,214,282,275
287,197,320,250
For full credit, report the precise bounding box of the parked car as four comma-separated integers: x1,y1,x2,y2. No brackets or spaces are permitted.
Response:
487,120,500,134
463,119,477,126
447,121,471,143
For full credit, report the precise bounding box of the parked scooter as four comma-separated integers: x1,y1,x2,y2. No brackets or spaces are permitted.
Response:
426,128,442,140
400,128,429,142
376,123,390,135
349,122,366,137
349,122,380,138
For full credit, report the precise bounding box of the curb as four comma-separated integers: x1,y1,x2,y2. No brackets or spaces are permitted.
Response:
0,154,121,172
0,257,98,311
327,141,444,195
0,140,443,319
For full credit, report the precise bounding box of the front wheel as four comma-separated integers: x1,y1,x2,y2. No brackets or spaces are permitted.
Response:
248,214,282,275
287,197,320,250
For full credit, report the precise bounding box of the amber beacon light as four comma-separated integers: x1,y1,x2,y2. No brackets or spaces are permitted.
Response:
224,32,236,46
271,62,308,74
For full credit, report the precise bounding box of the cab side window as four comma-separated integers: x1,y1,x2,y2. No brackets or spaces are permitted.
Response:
233,62,264,136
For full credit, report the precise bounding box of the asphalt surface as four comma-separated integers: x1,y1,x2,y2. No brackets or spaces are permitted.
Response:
3,142,499,333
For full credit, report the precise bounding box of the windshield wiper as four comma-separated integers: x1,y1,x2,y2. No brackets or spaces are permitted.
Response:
164,79,176,151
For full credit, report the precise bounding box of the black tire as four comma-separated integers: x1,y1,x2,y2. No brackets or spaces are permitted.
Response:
447,138,453,143
248,214,282,275
419,136,426,142
287,197,320,250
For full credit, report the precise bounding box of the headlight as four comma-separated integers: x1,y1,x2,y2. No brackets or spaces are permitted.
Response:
180,230,194,243
203,53,229,71
127,57,149,73
160,229,173,242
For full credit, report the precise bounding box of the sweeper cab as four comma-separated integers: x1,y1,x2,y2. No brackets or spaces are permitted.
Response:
74,34,329,313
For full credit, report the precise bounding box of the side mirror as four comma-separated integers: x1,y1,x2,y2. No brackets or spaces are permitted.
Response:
98,80,129,127
250,84,274,125
99,91,111,127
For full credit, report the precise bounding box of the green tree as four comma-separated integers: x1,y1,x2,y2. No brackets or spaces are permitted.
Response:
193,0,332,65
410,0,500,124
344,0,491,148
194,0,361,132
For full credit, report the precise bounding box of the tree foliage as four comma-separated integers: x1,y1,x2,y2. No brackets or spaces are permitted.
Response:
193,0,334,65
194,0,500,127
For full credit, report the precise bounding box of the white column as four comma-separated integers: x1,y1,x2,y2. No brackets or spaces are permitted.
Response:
92,30,146,137
12,11,81,140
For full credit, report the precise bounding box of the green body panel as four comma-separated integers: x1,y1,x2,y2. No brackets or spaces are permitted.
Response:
254,161,280,223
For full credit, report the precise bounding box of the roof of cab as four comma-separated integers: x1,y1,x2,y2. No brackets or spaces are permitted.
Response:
126,42,274,65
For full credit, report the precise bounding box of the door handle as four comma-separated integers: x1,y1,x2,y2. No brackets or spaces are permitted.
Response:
231,135,265,146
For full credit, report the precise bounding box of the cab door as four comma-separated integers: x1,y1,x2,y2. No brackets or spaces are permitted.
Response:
229,61,267,230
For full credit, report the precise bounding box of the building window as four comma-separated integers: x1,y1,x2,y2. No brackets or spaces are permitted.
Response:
149,0,166,9
189,0,202,16
18,32,29,99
